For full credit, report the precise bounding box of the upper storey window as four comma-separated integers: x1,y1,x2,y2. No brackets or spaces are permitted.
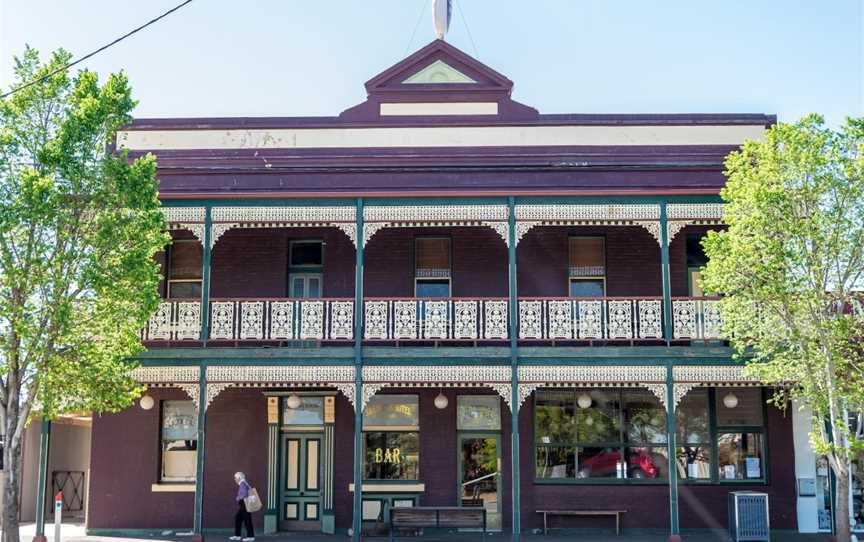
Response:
569,237,606,298
289,240,323,298
415,237,451,298
167,240,202,299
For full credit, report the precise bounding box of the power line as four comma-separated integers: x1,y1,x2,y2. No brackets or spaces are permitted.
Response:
405,0,432,57
1,0,194,99
455,0,479,59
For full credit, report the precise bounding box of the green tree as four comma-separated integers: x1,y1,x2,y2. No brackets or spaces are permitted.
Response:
701,115,864,541
0,47,167,542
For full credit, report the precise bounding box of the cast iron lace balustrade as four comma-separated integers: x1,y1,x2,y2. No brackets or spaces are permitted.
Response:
362,298,509,341
141,299,202,341
517,297,664,341
207,298,354,341
671,297,723,340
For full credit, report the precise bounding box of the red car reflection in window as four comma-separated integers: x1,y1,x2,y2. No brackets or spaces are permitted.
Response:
578,448,659,479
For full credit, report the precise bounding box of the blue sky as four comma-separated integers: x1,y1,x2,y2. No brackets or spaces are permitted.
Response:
1,0,862,124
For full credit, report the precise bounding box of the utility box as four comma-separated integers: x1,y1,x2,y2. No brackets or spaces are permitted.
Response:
728,491,770,541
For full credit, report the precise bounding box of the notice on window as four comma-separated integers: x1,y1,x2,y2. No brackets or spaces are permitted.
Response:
724,465,737,479
746,457,761,478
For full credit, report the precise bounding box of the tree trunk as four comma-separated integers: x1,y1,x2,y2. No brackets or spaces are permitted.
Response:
2,434,23,542
835,459,852,542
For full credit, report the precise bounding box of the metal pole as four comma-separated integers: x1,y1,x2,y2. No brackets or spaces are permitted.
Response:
660,202,680,539
352,198,365,542
199,206,212,345
33,419,51,542
192,364,207,538
507,196,520,541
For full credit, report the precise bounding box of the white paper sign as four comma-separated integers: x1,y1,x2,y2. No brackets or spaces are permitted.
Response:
724,465,737,479
746,457,761,478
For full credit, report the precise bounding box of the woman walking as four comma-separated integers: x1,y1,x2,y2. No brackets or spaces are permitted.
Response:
230,472,255,541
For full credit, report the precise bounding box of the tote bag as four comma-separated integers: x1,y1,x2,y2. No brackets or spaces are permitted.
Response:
243,484,263,513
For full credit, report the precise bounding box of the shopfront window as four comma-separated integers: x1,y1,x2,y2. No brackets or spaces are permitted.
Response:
715,388,765,480
676,389,711,480
161,401,197,482
534,389,667,481
363,395,419,480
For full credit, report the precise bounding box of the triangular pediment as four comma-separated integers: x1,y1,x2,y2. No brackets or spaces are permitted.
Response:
402,60,477,84
340,40,538,121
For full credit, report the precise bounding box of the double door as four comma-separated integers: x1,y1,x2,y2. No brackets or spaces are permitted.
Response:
279,434,322,531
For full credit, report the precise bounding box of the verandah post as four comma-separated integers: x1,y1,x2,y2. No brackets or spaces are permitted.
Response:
32,419,51,542
352,197,364,542
192,363,208,540
507,196,521,541
200,206,212,344
660,202,680,540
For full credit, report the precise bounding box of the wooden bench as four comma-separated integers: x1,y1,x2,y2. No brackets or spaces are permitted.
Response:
536,509,627,535
390,506,486,541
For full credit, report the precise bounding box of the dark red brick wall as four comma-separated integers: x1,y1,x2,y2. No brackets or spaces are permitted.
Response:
89,388,195,529
201,388,269,530
518,226,663,297
90,384,793,532
364,227,508,297
210,227,355,298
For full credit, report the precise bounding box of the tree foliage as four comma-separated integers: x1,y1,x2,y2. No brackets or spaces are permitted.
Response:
0,46,167,542
701,114,864,540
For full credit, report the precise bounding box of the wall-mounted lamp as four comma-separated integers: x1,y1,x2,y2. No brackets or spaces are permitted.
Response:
577,393,592,409
139,395,155,410
434,390,449,410
286,394,302,410
723,392,739,409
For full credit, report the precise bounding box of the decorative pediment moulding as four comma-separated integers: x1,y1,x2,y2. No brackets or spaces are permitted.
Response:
362,205,510,247
517,365,668,410
207,206,358,248
163,207,206,243
666,203,725,243
514,204,662,245
361,365,513,412
671,365,761,410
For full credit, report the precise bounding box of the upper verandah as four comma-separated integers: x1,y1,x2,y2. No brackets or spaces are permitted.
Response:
115,40,775,198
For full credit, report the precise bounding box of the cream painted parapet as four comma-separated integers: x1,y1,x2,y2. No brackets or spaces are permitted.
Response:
117,124,767,152
209,206,358,248
671,365,762,410
514,203,662,245
130,366,202,410
204,365,357,410
360,365,513,412
666,203,725,242
361,204,509,247
516,365,668,411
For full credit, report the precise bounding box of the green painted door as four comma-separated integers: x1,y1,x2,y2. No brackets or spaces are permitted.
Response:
458,434,502,530
279,433,323,531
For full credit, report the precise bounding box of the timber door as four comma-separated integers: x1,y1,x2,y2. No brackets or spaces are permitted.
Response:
279,434,323,531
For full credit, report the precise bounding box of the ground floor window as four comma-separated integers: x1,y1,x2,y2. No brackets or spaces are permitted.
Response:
160,400,197,482
534,388,668,481
362,395,420,481
533,386,769,484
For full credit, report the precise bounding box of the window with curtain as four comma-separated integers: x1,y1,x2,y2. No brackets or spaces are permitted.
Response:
167,240,202,298
415,237,451,297
568,237,605,297
161,401,198,482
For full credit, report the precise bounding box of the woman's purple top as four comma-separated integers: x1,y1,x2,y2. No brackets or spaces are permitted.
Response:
236,479,250,502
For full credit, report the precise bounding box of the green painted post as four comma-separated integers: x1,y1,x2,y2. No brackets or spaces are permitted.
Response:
660,202,680,539
352,198,364,542
199,206,212,345
193,364,207,538
33,419,51,542
660,202,673,343
665,362,680,539
507,196,521,540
